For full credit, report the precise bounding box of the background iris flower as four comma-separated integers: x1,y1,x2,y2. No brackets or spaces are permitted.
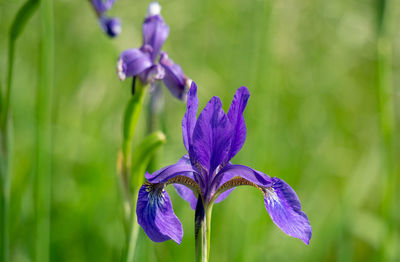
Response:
117,2,190,100
90,0,121,37
136,83,312,253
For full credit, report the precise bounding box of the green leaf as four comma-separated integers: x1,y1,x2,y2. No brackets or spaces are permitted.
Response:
9,0,40,42
130,131,166,191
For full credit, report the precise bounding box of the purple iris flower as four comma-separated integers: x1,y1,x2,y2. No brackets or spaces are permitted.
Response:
136,82,312,245
116,2,190,100
90,0,121,38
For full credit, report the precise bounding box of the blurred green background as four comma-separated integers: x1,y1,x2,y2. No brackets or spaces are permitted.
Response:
0,0,399,261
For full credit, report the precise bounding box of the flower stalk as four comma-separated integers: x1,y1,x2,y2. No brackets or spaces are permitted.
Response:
120,79,145,218
376,0,398,261
118,77,167,262
34,0,54,261
1,0,39,261
195,198,208,262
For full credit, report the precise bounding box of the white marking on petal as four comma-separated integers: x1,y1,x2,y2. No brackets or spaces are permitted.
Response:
118,71,126,81
264,187,280,208
185,79,193,89
113,24,122,35
117,59,123,72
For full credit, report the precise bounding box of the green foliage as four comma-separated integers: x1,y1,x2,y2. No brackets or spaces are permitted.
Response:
130,131,166,191
0,0,398,261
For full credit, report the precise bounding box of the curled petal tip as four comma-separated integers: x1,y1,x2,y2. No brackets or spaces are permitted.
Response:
117,59,126,81
118,71,126,81
186,79,193,90
147,2,162,16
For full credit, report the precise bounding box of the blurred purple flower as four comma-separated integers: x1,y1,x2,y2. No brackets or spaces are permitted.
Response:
136,82,312,245
117,2,190,100
90,0,121,38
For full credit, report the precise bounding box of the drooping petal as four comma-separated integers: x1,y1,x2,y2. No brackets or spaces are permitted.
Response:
117,49,153,81
210,164,272,204
264,177,312,245
99,16,121,38
142,8,169,61
145,155,197,183
136,182,183,243
191,97,233,174
212,166,311,244
227,86,250,160
168,155,198,210
181,82,198,151
160,52,188,100
214,164,272,189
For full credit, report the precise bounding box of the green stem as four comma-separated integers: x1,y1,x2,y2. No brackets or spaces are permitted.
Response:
0,146,10,262
120,80,146,219
35,0,54,261
206,205,213,261
2,42,14,129
195,198,211,262
376,0,398,261
2,0,39,129
125,188,140,262
124,131,166,262
0,1,40,261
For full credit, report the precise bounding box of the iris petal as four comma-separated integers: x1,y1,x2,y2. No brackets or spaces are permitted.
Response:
145,155,196,183
160,52,187,100
210,164,271,204
264,177,312,245
215,164,272,189
136,182,183,243
117,49,153,81
174,184,198,210
142,15,169,61
191,97,233,174
182,82,198,152
227,86,250,160
213,166,311,244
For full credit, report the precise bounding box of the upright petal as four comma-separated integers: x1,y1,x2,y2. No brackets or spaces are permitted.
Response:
143,3,169,61
160,52,188,100
181,82,198,151
264,177,312,245
227,86,250,160
117,49,153,81
191,97,233,174
136,182,183,243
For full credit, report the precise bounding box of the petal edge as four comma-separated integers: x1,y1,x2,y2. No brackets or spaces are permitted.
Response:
264,177,312,245
136,183,183,244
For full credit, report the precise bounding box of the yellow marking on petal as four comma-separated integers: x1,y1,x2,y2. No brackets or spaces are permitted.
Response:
166,175,201,196
210,176,274,205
